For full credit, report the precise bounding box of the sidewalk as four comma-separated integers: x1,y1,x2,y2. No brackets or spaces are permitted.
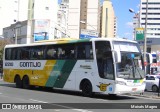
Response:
130,92,160,99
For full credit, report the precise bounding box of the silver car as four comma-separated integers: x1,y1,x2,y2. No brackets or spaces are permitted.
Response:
145,75,160,92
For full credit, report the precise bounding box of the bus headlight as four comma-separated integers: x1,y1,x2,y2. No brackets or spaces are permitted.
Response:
142,81,146,85
116,81,126,85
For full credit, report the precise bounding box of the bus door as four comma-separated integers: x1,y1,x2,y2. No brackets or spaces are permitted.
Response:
95,41,115,93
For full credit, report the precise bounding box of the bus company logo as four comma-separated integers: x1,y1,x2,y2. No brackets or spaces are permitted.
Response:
2,104,11,109
97,83,111,91
20,62,41,68
5,62,13,66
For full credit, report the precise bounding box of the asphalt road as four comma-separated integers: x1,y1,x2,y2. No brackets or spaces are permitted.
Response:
0,79,160,112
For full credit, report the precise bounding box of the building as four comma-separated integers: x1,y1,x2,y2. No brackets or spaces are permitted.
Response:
0,0,29,36
56,0,70,38
101,0,117,38
138,0,160,52
68,0,100,38
140,0,160,39
2,0,58,44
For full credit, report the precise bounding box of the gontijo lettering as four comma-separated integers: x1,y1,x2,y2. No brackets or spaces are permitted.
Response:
20,62,41,67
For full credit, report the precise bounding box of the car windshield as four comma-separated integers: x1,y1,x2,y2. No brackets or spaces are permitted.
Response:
116,52,145,79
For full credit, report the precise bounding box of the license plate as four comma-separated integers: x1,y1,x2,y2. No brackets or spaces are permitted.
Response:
132,88,137,91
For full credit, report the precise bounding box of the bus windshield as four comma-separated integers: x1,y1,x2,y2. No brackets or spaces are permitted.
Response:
113,41,145,79
116,52,144,79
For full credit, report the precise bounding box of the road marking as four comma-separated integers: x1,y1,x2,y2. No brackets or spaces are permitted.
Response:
29,99,48,103
73,109,93,112
0,94,32,102
29,99,92,112
54,110,61,112
0,92,2,95
96,99,108,102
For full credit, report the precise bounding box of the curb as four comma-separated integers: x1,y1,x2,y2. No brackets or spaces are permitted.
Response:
130,94,160,99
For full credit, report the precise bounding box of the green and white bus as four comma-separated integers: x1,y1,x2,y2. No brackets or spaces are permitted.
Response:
3,38,145,96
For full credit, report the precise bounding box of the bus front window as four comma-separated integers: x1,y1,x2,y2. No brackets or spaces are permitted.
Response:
116,52,144,79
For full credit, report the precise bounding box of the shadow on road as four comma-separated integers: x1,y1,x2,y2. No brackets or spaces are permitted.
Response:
0,81,137,100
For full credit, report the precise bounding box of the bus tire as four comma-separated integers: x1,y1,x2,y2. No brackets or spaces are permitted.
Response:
22,76,30,89
15,75,22,88
81,80,93,97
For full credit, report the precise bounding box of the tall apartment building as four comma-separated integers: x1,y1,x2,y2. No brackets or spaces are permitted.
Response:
101,0,117,38
140,0,160,38
68,0,100,38
138,0,160,52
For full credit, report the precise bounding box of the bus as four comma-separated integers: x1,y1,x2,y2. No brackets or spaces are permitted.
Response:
3,38,146,96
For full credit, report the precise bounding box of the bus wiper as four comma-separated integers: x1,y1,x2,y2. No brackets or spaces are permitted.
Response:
133,60,143,79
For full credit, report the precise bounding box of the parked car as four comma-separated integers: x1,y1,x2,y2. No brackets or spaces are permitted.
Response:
152,71,160,75
145,75,160,92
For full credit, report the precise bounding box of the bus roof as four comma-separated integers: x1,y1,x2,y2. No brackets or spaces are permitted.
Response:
4,38,137,48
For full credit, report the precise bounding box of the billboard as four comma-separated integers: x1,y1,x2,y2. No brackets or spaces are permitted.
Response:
34,32,49,41
34,19,50,41
80,29,99,39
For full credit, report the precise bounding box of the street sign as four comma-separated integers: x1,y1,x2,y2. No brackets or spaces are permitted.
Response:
136,28,144,40
80,29,98,39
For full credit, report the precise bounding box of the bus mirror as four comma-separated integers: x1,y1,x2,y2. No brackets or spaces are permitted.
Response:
114,50,121,63
148,53,153,64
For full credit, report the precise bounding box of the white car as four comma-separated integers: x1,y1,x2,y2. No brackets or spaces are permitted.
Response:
145,75,160,92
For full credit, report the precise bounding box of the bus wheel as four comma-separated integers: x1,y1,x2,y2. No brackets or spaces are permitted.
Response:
152,85,158,92
15,75,22,88
82,80,93,97
22,76,30,89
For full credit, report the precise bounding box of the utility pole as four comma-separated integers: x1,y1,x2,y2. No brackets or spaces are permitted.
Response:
143,0,149,68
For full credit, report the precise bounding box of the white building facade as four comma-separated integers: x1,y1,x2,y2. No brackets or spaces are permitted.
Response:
140,0,160,38
56,0,70,38
68,0,100,38
138,0,160,52
2,0,58,44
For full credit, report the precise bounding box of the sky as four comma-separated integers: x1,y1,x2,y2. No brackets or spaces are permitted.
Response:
58,0,140,40
111,0,140,40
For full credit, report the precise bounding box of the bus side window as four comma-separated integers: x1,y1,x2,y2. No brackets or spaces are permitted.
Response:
46,46,57,59
86,44,93,59
5,48,11,60
30,46,44,60
77,47,85,59
76,42,93,59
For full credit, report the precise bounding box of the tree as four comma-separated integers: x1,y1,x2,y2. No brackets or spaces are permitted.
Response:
0,38,14,60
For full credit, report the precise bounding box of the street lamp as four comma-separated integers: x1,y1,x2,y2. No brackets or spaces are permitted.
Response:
129,8,140,40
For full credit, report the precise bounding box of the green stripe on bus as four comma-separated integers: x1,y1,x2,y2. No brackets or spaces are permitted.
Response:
69,39,90,43
53,60,77,88
45,60,66,87
134,80,140,83
45,60,77,88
